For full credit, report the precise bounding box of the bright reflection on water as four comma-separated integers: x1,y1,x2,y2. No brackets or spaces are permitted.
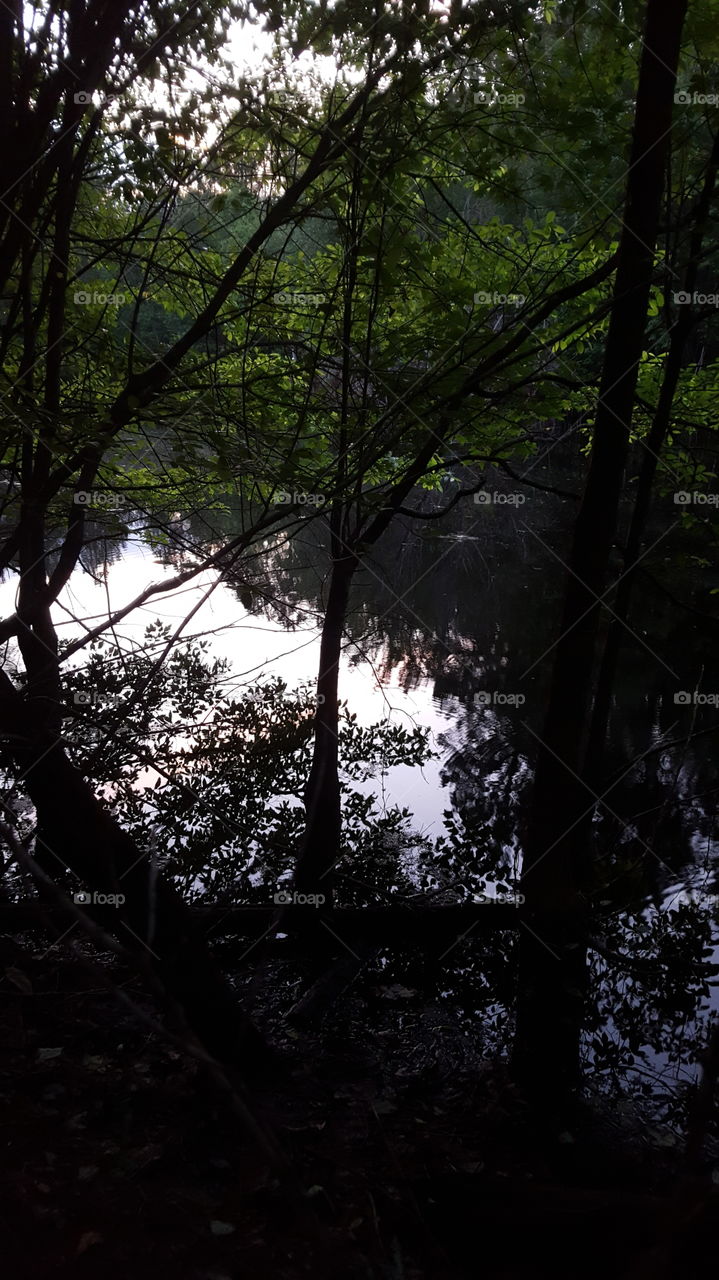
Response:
4,459,719,1124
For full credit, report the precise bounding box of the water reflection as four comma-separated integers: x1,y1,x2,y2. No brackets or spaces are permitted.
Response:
10,452,719,1120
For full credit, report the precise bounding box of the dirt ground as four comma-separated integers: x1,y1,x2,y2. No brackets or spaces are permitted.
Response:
1,934,716,1280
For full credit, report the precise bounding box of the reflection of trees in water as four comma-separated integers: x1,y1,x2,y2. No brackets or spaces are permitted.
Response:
438,709,531,887
589,582,719,905
52,525,132,579
436,682,719,914
224,529,328,631
69,491,719,912
52,481,719,1117
164,489,719,917
391,518,719,909
585,899,717,1124
346,496,566,697
75,487,719,893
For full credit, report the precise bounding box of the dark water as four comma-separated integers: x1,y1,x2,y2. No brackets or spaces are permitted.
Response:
335,460,719,1126
52,444,719,1125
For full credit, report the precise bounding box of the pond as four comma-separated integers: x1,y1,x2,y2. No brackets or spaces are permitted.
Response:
5,444,719,1126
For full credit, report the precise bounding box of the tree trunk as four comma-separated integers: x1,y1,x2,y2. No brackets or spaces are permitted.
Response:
585,127,719,790
513,0,688,1110
293,552,357,901
583,324,688,789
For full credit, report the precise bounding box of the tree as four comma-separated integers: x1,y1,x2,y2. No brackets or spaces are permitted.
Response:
513,0,690,1112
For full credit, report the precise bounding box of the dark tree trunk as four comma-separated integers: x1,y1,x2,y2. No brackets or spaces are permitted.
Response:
585,127,719,789
513,0,688,1110
583,325,688,788
293,552,357,902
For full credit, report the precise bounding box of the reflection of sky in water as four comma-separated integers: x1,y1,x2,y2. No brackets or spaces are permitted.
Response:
0,533,453,836
2,523,716,889
4,516,719,1114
